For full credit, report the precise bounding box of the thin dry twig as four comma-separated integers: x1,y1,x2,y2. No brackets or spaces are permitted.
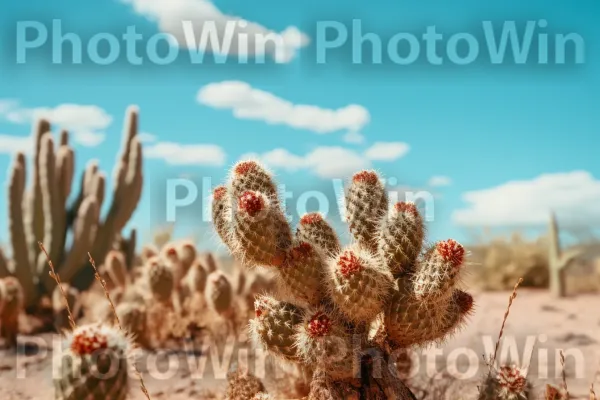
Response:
38,242,76,330
560,349,568,395
591,383,596,400
88,252,151,400
489,277,523,374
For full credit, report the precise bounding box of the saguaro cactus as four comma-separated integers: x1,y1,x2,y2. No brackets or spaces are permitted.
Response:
548,212,582,297
212,161,474,399
5,106,143,307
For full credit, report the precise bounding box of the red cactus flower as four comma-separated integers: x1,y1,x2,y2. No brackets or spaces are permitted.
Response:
234,161,258,175
307,311,333,337
238,191,265,217
394,202,419,217
352,170,379,184
213,186,227,200
300,213,323,225
71,326,109,355
496,365,528,396
337,250,362,277
436,239,465,266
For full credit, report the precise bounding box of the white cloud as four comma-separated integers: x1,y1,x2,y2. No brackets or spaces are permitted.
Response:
145,141,226,166
197,81,370,134
343,131,365,144
0,101,111,147
364,142,410,161
0,134,31,154
138,132,158,143
246,147,371,179
429,175,452,187
122,0,309,63
452,171,600,227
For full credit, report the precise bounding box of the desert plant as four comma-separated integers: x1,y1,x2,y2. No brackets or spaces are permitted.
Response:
225,365,268,400
211,161,474,399
145,256,174,303
477,365,532,400
5,106,143,308
205,270,233,315
0,276,23,346
54,323,132,399
548,212,583,297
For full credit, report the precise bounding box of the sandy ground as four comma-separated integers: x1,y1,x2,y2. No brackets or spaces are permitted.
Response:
1,289,598,399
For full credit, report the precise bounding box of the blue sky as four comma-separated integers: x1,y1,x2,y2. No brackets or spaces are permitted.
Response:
0,0,599,253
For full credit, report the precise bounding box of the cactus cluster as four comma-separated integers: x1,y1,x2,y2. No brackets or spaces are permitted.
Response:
2,106,142,308
211,160,475,399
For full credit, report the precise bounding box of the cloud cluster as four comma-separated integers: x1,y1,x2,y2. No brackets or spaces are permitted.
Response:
122,0,309,62
452,171,600,227
144,141,226,166
243,141,410,179
0,100,112,147
198,81,370,135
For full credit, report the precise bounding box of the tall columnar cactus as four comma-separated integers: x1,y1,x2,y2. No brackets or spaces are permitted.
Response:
54,323,131,399
212,161,474,399
548,212,582,297
5,106,143,307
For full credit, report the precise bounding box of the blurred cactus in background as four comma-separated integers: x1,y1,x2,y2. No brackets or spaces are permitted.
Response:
2,106,143,308
211,160,475,399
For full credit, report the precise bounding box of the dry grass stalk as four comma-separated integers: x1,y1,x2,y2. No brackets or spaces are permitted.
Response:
489,277,524,374
591,383,596,400
560,349,568,395
38,242,76,330
88,252,151,400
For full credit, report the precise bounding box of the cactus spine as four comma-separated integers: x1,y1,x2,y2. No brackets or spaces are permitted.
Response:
4,106,143,308
212,161,474,399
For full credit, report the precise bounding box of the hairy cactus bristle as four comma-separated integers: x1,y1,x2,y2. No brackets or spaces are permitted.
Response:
278,242,324,306
294,309,358,381
378,201,425,275
146,257,174,303
55,323,130,400
249,295,302,362
346,170,388,252
327,246,393,323
412,239,465,301
205,271,233,315
296,212,341,256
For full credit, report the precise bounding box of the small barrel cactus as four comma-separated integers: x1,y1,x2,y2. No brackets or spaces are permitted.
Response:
146,256,174,303
225,365,266,400
115,302,150,348
54,323,131,399
181,260,207,298
205,271,233,315
212,161,475,399
0,277,24,347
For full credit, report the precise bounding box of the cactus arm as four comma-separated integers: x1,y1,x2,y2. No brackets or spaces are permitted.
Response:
59,197,99,284
24,119,50,270
0,247,9,278
8,152,36,306
548,212,583,297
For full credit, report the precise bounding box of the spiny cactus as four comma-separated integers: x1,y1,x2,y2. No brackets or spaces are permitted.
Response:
205,271,233,315
0,276,24,346
54,323,131,399
548,212,582,297
103,250,128,290
225,365,267,400
181,260,208,298
146,256,174,303
545,384,569,400
5,106,143,308
115,301,150,348
212,161,474,399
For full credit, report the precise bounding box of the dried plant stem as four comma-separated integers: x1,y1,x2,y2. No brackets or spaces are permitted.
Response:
591,383,596,400
88,252,151,400
489,277,523,374
38,242,76,330
560,349,568,395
